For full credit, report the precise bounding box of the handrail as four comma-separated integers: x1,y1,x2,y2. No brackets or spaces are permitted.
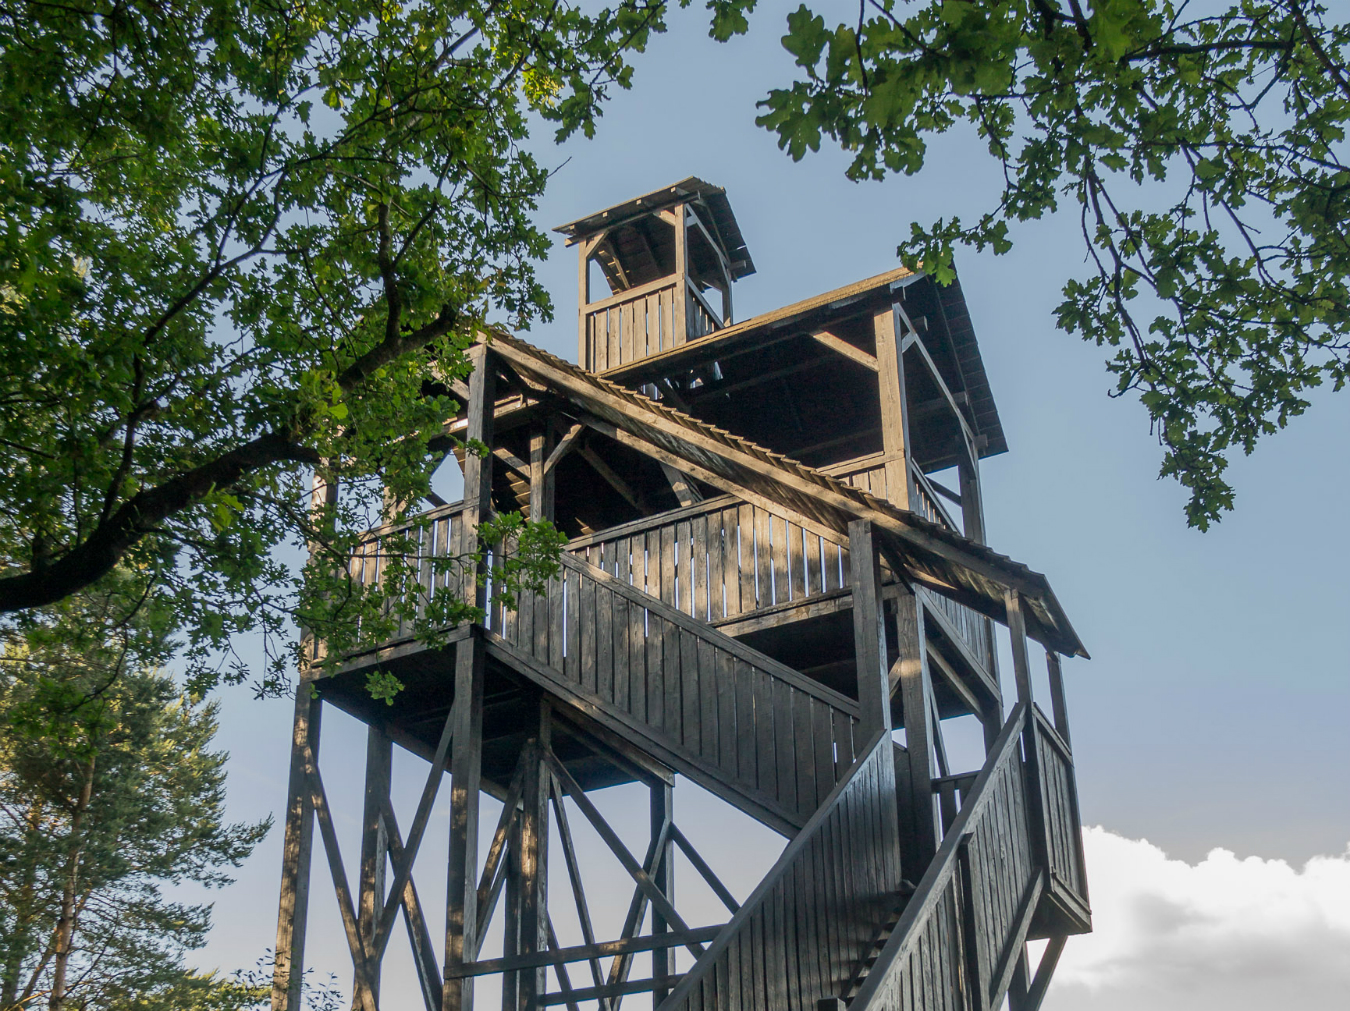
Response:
659,729,902,1011
487,550,862,831
555,553,858,714
356,498,467,541
851,704,1038,1011
583,274,679,314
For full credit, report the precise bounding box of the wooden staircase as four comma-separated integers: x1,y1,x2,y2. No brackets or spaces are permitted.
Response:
659,703,1086,1011
485,550,863,835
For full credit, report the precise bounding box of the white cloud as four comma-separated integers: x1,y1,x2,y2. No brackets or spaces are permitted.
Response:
1041,827,1350,1011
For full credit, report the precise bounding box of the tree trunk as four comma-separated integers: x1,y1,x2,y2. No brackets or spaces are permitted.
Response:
48,757,94,1011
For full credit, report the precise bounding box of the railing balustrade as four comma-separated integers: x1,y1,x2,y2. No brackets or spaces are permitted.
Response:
853,705,1040,1011
659,732,904,1011
487,552,861,828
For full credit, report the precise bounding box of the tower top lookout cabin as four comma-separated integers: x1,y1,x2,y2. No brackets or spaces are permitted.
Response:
271,178,1092,1011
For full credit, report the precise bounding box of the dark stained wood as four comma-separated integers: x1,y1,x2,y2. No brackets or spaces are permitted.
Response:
382,803,445,1011
355,726,392,1008
444,633,486,1011
271,687,321,1011
849,520,892,741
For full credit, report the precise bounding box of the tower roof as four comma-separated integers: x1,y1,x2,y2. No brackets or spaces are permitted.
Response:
553,177,756,280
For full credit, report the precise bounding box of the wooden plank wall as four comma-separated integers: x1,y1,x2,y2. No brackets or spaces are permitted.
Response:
660,734,904,1011
488,553,862,828
852,706,1049,1011
585,281,679,372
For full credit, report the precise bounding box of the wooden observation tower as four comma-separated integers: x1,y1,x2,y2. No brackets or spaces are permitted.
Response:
271,178,1092,1011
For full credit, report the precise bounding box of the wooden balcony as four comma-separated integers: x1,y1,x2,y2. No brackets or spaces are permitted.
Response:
582,276,721,373
336,484,1000,722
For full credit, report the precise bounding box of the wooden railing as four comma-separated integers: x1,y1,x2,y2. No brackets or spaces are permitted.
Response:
487,552,862,829
339,491,994,682
584,277,681,372
659,731,904,1011
851,703,1089,1011
583,276,723,372
1031,708,1090,914
568,496,853,625
343,501,469,645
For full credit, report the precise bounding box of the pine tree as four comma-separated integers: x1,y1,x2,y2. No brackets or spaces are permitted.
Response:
0,611,269,1010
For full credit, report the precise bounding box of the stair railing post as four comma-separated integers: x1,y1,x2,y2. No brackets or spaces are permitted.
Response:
849,520,906,882
893,579,939,871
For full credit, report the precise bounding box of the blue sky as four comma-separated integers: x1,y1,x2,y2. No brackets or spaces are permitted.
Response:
193,7,1350,1009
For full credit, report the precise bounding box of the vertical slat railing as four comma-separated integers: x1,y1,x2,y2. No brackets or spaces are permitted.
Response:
585,279,688,371
1030,708,1090,913
567,497,853,626
344,502,467,647
659,731,904,1011
488,552,862,828
851,705,1043,1011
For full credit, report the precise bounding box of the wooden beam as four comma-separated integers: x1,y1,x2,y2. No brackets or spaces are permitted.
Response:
873,305,913,510
577,443,642,511
530,422,555,522
649,782,675,1005
812,329,879,372
669,825,739,914
305,760,378,1011
1046,650,1071,746
543,422,584,476
450,927,723,979
493,445,532,479
549,777,608,1001
460,344,496,607
444,633,486,1011
660,463,702,507
539,976,685,1007
513,707,552,1010
381,804,444,1011
1006,590,1033,706
373,704,456,958
849,520,892,741
673,202,688,341
894,581,939,870
354,726,392,1008
1016,935,1067,1011
270,687,321,1011
546,755,703,957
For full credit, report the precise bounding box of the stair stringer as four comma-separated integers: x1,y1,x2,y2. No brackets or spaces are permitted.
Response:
484,551,864,835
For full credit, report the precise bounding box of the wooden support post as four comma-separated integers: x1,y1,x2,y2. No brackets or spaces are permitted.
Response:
673,203,688,343
893,582,938,870
848,520,892,741
354,726,392,1009
509,705,551,1011
578,238,592,367
444,633,486,1011
1006,591,1033,707
957,452,986,544
271,686,322,1011
1046,650,1071,746
649,782,674,1005
873,303,912,510
461,343,496,608
529,420,555,523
